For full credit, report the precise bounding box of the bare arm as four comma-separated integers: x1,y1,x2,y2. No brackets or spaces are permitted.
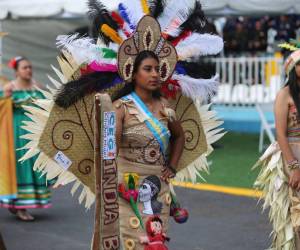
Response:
161,112,185,182
275,89,295,163
275,88,300,190
167,120,185,168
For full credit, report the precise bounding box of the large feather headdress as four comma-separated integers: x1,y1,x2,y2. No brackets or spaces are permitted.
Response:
20,0,225,208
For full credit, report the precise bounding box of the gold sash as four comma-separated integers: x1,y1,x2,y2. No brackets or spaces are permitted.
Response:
0,98,17,199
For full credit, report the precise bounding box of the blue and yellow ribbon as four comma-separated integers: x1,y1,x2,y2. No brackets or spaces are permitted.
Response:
122,92,170,160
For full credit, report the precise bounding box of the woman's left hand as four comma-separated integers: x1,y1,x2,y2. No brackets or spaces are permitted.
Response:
161,166,176,183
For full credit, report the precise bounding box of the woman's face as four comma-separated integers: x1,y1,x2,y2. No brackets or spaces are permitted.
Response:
16,60,32,81
295,64,300,79
133,57,160,92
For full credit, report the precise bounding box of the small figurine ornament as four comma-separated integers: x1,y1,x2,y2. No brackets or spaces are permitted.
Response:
139,216,169,250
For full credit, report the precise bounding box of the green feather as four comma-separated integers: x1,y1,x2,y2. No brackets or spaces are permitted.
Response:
98,48,117,58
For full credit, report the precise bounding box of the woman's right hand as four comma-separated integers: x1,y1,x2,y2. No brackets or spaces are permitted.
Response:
3,83,13,97
289,168,300,191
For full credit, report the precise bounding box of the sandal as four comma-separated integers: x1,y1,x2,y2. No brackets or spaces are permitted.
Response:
16,209,35,222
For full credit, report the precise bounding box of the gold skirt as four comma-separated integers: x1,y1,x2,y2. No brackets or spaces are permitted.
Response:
254,140,300,250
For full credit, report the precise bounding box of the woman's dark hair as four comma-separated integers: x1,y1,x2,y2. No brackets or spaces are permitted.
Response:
112,50,161,101
9,56,28,71
55,50,161,108
286,66,300,116
15,57,28,70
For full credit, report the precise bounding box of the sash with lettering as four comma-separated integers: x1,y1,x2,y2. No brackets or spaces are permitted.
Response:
122,92,171,160
92,94,119,250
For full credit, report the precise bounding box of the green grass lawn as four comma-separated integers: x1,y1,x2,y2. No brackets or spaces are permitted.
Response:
201,132,263,189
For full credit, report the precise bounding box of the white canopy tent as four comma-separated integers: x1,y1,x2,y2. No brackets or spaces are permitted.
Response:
0,18,89,85
0,0,299,86
0,0,299,19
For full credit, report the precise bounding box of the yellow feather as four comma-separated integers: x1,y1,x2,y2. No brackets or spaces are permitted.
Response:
100,24,123,45
141,0,150,14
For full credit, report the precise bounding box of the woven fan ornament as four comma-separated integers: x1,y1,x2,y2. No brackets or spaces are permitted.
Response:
20,0,225,208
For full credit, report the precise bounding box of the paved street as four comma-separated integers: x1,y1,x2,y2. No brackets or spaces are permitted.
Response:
0,186,271,250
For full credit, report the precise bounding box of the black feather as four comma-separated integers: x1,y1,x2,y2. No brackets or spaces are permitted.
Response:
87,0,119,45
55,71,120,108
179,57,216,79
148,0,166,18
180,1,217,35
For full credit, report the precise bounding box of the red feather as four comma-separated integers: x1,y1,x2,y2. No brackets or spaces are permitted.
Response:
111,11,124,26
111,11,131,37
171,30,192,46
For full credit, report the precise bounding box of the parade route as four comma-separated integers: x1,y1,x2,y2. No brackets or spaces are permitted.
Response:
0,185,271,250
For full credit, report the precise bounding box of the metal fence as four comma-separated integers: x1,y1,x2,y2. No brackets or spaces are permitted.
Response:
212,56,284,105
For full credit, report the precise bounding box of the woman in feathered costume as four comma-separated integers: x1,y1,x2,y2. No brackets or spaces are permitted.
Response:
254,42,300,250
20,0,224,249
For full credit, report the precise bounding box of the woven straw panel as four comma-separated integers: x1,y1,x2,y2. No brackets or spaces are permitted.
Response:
38,93,96,192
169,94,208,172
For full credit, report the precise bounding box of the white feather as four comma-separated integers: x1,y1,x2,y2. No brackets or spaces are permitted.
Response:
56,34,117,66
108,42,119,52
176,33,224,59
172,73,219,102
56,34,97,64
118,29,127,40
158,0,195,37
122,0,144,28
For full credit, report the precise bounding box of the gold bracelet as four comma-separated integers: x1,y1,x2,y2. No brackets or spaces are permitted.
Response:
288,161,300,170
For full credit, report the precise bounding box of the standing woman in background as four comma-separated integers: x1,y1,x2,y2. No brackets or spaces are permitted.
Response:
1,56,53,221
255,48,300,249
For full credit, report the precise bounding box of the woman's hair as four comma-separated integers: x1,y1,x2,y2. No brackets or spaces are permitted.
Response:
55,50,161,108
8,56,28,71
286,66,300,116
112,50,161,101
15,58,28,70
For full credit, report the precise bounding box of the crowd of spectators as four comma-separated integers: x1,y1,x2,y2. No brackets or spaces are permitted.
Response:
221,15,300,55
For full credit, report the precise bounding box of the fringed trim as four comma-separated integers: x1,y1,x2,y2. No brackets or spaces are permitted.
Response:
175,103,225,183
19,68,95,209
254,142,296,250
